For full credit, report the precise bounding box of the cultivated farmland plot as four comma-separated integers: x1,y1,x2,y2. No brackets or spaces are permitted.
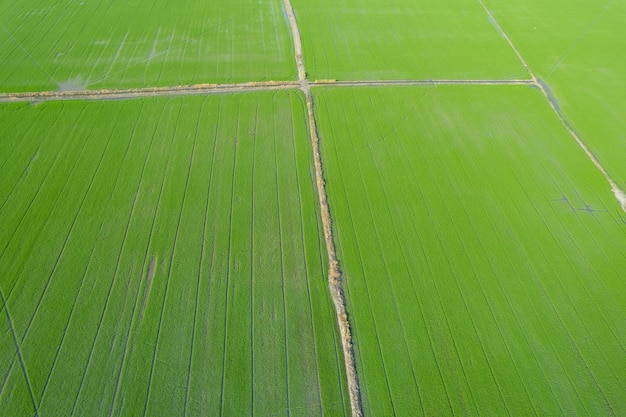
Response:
0,92,350,416
0,0,296,92
2,0,626,415
482,0,626,190
313,85,626,416
291,0,528,81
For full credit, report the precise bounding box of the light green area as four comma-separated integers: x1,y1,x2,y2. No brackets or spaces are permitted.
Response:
2,1,626,416
290,0,528,81
484,0,626,187
0,0,296,92
314,85,626,416
0,92,349,416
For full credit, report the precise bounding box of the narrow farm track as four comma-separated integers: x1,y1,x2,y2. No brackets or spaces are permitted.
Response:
476,0,626,212
282,0,363,414
0,79,534,103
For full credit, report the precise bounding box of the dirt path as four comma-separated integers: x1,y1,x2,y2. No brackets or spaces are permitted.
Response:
0,79,539,103
0,81,299,103
303,87,363,417
281,0,363,415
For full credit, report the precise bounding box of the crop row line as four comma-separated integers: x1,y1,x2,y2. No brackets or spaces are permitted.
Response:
34,108,123,409
0,79,536,103
0,287,39,416
1,107,103,400
69,101,158,416
287,92,328,411
140,105,197,417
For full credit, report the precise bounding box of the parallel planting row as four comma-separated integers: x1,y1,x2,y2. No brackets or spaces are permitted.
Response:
3,0,626,415
313,85,626,416
290,0,528,81
0,0,296,92
0,92,349,416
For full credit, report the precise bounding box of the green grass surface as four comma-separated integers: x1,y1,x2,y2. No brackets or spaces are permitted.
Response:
290,0,528,81
483,0,626,186
0,92,349,416
314,85,626,416
0,0,296,92
3,0,626,416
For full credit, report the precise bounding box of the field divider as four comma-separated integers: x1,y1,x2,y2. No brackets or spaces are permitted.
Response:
0,82,300,103
314,79,534,87
282,0,363,415
0,79,538,103
477,0,626,212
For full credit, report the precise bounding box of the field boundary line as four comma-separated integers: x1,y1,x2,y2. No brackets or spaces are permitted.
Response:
477,0,536,82
477,0,626,212
0,288,40,417
282,0,363,415
0,81,300,102
316,79,534,87
0,79,536,103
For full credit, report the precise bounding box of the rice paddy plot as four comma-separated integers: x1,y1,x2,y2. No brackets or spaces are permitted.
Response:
483,0,626,187
0,0,296,93
290,0,528,81
0,92,349,416
313,85,626,416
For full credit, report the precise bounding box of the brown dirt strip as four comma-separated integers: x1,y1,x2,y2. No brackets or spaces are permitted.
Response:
0,79,536,103
282,0,363,414
304,87,363,417
282,0,306,83
0,81,300,103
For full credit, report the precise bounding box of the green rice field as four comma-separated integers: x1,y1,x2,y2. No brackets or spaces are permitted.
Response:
0,93,349,416
0,0,296,92
2,0,626,415
483,0,626,188
314,85,626,416
291,0,528,81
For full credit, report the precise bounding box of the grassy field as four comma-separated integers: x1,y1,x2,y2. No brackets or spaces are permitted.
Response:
3,0,626,415
290,0,528,81
0,0,296,92
0,92,350,416
313,85,626,416
483,0,626,186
